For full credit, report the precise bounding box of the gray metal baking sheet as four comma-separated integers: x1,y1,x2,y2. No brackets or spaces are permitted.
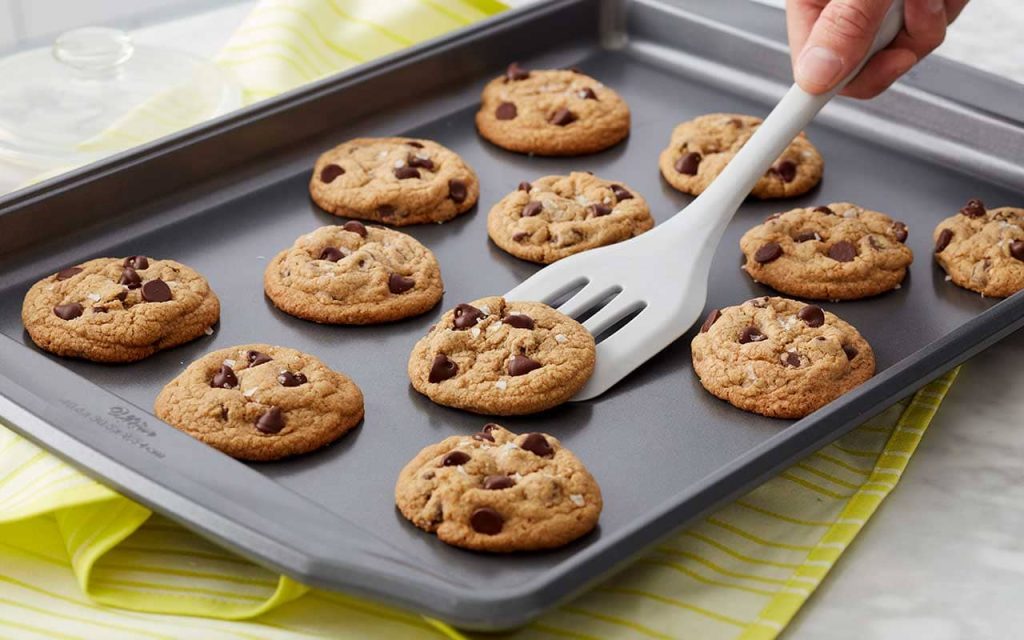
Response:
0,0,1022,631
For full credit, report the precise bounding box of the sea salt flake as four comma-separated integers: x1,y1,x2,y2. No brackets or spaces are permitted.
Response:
243,387,257,398
503,442,519,452
945,275,953,282
570,494,585,507
894,284,902,290
843,209,858,218
86,293,101,302
555,334,568,343
204,327,215,336
457,466,468,476
393,159,405,168
487,321,503,332
470,326,481,339
495,380,508,390
575,195,589,205
223,358,236,367
479,305,491,315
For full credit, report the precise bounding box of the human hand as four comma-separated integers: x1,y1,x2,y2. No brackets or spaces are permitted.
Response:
787,0,970,98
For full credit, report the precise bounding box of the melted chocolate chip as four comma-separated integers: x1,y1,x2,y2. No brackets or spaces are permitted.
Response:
754,242,783,263
278,371,308,387
783,352,801,367
141,279,172,302
407,140,424,148
700,309,721,333
772,160,797,183
747,297,769,308
578,87,598,100
448,179,468,204
428,354,458,382
589,203,612,217
483,475,515,490
320,247,348,262
472,430,495,442
512,231,530,242
470,507,504,535
482,423,499,433
892,222,908,243
92,306,107,313
388,273,415,294
496,102,517,120
764,213,783,223
795,230,819,243
828,241,858,262
453,303,485,329
798,305,825,328
960,198,986,218
508,354,541,376
738,326,765,344
247,350,273,366
522,201,543,217
549,108,577,126
503,313,535,330
814,206,835,216
119,267,142,289
442,451,470,466
1010,240,1024,262
123,256,149,270
343,220,367,237
842,344,858,360
675,152,701,175
517,181,531,192
212,364,238,389
407,154,434,170
115,289,128,302
55,267,82,281
506,62,529,81
378,205,397,219
255,407,285,434
320,164,345,183
53,303,83,320
394,166,420,180
520,433,553,457
935,229,953,253
611,184,633,201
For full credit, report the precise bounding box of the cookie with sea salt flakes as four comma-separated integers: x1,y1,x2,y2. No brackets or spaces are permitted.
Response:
264,223,443,324
475,63,631,156
395,423,602,552
691,297,875,419
933,198,1024,298
407,296,596,415
740,202,913,300
21,256,219,363
309,137,479,226
488,172,654,264
659,113,823,199
154,344,364,461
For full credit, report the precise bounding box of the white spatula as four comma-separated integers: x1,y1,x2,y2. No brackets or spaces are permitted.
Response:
505,1,906,401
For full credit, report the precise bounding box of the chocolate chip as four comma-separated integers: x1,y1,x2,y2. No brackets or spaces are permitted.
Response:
1010,240,1024,262
798,305,825,328
960,198,986,218
119,267,142,289
700,309,721,333
508,355,542,376
92,306,107,313
388,273,415,294
141,279,172,302
115,289,128,302
448,179,468,204
442,451,470,466
247,350,273,366
754,242,783,264
470,507,503,535
795,230,819,243
496,102,517,120
472,430,495,442
483,475,515,490
277,371,307,387
343,220,367,237
842,344,858,360
255,407,285,434
549,108,576,126
53,303,83,320
123,256,149,270
868,236,883,250
220,405,229,420
212,365,238,389
506,62,529,81
747,297,769,308
378,204,396,218
589,203,612,217
814,206,835,216
512,231,530,242
394,166,420,180
55,267,82,281
828,241,858,262
319,247,348,262
783,352,802,367
520,433,553,457
407,154,434,170
453,303,485,329
522,201,543,217
406,140,424,148
892,222,908,243
578,87,597,100
675,152,701,175
610,184,632,201
320,164,345,183
422,471,434,479
772,160,797,183
503,313,535,329
428,354,458,382
517,181,531,192
764,212,783,223
935,229,953,253
482,423,499,433
738,326,765,344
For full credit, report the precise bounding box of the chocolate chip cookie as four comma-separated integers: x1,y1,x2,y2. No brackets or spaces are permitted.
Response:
309,137,479,226
933,199,1024,297
475,64,630,156
408,296,595,415
155,344,363,461
487,172,654,264
395,423,602,552
691,297,875,419
659,114,823,199
21,256,219,363
740,203,913,300
264,223,443,324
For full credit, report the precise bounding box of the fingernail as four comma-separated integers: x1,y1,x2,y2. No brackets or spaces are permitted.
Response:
796,46,844,90
927,0,944,12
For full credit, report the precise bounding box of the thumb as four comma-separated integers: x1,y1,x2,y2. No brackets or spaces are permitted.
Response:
795,0,893,94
